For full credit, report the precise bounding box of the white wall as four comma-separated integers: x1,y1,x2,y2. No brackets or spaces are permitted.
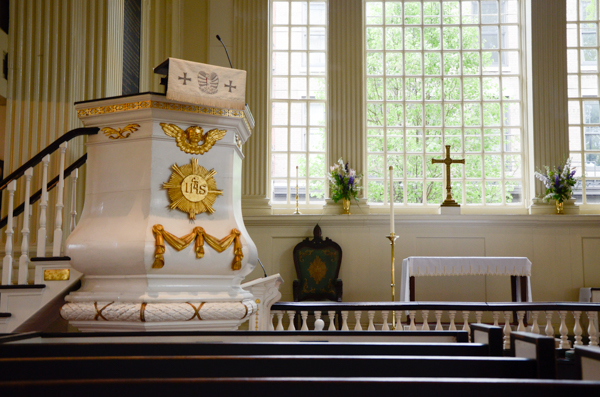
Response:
245,214,600,303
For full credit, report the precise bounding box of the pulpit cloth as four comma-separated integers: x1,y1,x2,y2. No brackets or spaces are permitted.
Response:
166,58,247,110
399,257,532,302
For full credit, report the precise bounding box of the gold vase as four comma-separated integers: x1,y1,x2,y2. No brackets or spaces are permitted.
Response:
556,201,564,214
342,198,351,215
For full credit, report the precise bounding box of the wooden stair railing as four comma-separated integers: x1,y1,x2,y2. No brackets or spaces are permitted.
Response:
0,127,99,286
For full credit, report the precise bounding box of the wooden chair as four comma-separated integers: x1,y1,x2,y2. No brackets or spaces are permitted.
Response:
292,224,342,328
293,224,342,303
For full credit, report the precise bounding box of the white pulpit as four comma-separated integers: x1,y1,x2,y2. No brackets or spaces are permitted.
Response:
60,92,258,331
399,257,532,302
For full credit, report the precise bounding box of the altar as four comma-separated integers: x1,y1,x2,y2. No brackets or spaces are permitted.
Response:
399,257,533,302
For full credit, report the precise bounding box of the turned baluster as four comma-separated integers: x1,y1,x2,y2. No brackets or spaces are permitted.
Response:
435,310,443,330
354,311,363,331
395,311,403,331
448,310,457,331
409,310,417,330
573,311,583,346
269,312,275,331
517,311,526,332
328,311,337,331
503,311,512,350
18,168,33,285
545,311,554,338
300,311,309,331
462,311,470,336
475,311,483,324
367,311,376,331
2,181,17,285
37,155,50,257
531,311,540,334
69,169,79,233
382,311,390,331
341,311,349,331
287,311,296,331
314,311,322,321
492,311,500,327
421,310,430,331
275,311,284,331
53,142,67,256
559,311,570,349
587,311,599,346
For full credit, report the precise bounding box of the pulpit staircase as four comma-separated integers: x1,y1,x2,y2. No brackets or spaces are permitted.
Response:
0,127,99,333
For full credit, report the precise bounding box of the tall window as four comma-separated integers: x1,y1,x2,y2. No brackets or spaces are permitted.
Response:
567,0,600,204
269,1,327,206
365,1,524,207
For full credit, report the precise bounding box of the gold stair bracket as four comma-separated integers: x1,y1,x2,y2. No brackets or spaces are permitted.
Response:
152,224,243,270
43,269,71,281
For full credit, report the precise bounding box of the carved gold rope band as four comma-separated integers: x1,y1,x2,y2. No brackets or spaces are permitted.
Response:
152,224,243,270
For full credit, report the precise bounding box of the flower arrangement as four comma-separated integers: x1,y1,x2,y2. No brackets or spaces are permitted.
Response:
534,158,578,203
328,158,362,203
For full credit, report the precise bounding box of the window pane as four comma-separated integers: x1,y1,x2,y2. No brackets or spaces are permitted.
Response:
365,0,524,208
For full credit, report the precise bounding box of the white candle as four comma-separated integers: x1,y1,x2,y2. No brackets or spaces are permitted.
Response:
296,165,299,188
389,165,394,235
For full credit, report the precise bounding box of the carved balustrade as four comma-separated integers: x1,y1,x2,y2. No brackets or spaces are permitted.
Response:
270,302,600,349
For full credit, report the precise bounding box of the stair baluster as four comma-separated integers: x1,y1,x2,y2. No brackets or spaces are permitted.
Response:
36,155,50,257
52,142,67,257
18,168,33,284
70,169,78,233
2,181,17,285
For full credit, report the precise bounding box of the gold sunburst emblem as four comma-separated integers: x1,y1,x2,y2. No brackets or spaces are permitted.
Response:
163,158,222,219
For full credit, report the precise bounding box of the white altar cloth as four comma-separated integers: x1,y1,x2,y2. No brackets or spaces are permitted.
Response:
399,257,532,302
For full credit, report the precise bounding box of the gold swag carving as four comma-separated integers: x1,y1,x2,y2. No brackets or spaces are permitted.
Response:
152,224,243,271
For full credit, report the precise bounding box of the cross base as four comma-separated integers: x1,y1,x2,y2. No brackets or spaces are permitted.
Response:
439,205,461,215
441,199,460,207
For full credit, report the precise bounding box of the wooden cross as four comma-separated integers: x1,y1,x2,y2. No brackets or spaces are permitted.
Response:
431,145,465,207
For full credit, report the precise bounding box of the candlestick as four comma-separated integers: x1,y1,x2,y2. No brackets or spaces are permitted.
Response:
389,165,394,234
387,232,399,330
293,165,301,214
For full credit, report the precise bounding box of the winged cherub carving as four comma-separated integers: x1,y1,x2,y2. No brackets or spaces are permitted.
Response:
160,123,227,155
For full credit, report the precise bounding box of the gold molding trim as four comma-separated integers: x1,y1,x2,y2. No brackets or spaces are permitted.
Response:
43,269,70,281
76,100,250,131
101,123,140,139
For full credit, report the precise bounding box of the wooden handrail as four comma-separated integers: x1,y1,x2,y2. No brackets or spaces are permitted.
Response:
0,154,88,230
271,301,600,312
0,127,98,192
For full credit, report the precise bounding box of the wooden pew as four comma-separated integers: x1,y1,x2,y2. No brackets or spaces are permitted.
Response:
0,329,471,344
0,326,502,359
0,341,494,358
510,331,557,379
575,345,600,381
1,377,599,396
0,355,541,381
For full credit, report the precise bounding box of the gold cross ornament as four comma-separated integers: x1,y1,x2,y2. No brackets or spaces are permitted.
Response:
431,145,465,207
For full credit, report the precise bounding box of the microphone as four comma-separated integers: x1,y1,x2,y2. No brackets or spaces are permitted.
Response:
257,258,268,278
216,35,234,69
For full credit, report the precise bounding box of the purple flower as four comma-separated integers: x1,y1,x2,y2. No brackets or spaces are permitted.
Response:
554,174,560,189
349,176,354,187
345,162,349,173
